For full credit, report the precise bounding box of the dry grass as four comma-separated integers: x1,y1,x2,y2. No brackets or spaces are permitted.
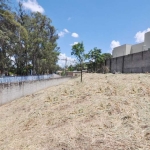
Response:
0,73,150,150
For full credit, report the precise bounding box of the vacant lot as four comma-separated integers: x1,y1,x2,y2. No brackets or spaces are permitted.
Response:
0,73,150,150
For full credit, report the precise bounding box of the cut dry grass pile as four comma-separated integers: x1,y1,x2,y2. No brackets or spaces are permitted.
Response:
0,73,150,150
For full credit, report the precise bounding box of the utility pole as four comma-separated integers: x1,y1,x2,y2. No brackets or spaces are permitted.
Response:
60,58,67,75
59,58,76,76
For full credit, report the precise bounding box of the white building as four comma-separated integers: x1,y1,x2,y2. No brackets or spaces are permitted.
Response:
112,31,150,58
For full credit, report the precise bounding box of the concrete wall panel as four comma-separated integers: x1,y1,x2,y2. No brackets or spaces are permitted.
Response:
131,43,144,54
142,67,150,73
132,52,143,68
116,57,123,72
112,44,131,58
131,67,142,73
124,55,132,69
144,32,150,50
111,58,117,72
123,68,132,73
107,49,150,73
106,59,111,72
112,32,150,58
0,77,71,106
143,51,150,60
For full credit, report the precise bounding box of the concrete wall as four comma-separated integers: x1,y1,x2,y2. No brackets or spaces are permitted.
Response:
116,57,124,72
110,58,117,72
112,32,150,58
112,44,131,58
0,77,71,106
124,55,132,73
126,45,132,55
144,32,150,50
106,50,150,73
131,42,144,54
143,50,150,72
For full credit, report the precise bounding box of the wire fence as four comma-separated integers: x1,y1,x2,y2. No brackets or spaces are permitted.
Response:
0,74,55,84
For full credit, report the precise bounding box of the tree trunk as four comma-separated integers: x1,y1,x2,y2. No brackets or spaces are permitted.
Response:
80,62,82,82
81,69,82,82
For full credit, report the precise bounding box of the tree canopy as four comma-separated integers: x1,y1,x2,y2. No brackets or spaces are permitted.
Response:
71,42,85,63
0,1,60,76
71,42,86,82
86,47,112,72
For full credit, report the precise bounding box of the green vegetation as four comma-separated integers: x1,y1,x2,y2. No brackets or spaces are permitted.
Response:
0,0,60,75
86,47,112,72
87,47,103,72
0,0,112,76
71,44,112,75
71,42,86,82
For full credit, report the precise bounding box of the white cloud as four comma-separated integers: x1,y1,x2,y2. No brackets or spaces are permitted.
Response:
134,28,150,43
63,29,69,33
21,0,44,13
72,33,79,38
70,42,78,46
58,29,70,37
58,53,76,68
110,40,120,50
58,31,65,37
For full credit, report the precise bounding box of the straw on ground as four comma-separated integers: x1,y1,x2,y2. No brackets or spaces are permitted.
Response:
0,73,150,150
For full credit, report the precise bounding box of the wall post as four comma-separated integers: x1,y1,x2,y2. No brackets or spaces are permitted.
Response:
122,56,124,73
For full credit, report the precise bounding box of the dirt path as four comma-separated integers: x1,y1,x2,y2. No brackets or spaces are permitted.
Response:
0,73,150,150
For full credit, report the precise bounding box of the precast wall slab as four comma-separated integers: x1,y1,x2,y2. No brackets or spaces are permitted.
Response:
131,43,144,54
105,50,150,73
112,44,131,58
143,51,150,72
110,58,117,72
132,52,143,73
116,57,124,72
124,55,132,73
144,32,150,50
112,32,150,58
0,77,71,106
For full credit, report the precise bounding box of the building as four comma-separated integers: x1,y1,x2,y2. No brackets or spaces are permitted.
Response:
112,31,150,58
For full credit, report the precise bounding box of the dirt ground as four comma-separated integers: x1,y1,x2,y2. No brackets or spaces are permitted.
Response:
0,73,150,150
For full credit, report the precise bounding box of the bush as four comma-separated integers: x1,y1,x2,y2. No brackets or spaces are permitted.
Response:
102,66,110,74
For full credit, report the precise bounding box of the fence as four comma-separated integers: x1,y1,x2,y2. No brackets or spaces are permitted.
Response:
0,76,71,106
0,74,54,84
105,50,150,73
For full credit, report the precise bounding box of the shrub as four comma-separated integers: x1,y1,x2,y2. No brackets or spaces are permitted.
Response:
102,66,110,74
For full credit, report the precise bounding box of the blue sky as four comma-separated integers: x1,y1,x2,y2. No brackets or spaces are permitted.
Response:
13,0,150,66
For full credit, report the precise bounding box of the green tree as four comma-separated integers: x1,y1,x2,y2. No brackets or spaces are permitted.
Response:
71,42,85,82
87,47,103,72
25,12,59,75
15,4,60,75
87,48,112,72
102,53,112,61
0,0,11,74
0,1,60,76
0,0,28,75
